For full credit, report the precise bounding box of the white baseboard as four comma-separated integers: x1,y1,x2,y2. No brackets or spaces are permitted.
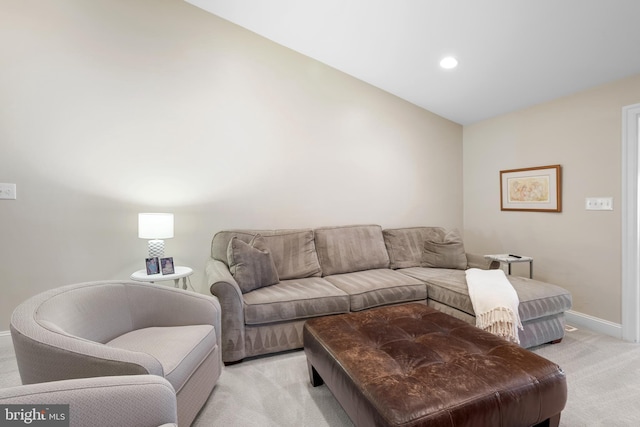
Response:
565,310,622,340
0,330,10,338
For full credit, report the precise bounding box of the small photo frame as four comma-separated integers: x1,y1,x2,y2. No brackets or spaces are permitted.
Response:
145,257,160,275
161,257,175,275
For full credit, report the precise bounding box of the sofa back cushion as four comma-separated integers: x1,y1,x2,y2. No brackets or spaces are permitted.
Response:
314,225,389,276
383,227,447,269
262,230,322,280
212,229,321,280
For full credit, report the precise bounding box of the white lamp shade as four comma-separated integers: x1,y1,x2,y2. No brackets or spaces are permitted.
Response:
138,213,174,239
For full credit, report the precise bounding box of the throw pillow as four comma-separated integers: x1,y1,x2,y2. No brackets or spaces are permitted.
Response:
421,229,468,270
227,234,279,293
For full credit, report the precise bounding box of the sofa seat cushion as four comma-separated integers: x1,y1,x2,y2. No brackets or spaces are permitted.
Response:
398,267,572,322
242,277,350,325
324,268,427,312
106,325,217,393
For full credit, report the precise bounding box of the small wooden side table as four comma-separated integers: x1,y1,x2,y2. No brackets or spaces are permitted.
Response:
130,266,194,290
484,254,533,278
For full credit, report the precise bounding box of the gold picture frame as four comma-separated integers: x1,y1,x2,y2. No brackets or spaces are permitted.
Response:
500,165,562,212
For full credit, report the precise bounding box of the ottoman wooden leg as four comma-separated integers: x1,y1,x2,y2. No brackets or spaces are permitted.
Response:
307,362,324,387
533,413,561,427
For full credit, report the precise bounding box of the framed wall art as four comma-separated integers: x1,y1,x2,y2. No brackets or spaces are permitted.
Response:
500,164,562,212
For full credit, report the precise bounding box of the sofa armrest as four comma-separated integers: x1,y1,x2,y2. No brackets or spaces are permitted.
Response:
206,258,246,363
466,253,499,270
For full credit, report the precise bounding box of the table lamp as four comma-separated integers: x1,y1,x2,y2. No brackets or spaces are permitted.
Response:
138,213,174,258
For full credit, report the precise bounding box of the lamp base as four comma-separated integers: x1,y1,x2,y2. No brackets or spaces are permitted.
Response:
148,239,165,258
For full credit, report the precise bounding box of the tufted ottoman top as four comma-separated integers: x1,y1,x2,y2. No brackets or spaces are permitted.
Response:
303,303,567,427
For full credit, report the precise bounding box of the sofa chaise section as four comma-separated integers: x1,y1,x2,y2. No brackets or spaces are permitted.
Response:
383,227,573,347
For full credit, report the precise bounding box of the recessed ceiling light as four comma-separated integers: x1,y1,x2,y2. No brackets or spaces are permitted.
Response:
440,56,458,69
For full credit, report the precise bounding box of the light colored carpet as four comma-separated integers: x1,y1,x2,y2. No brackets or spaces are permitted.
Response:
532,327,640,427
193,350,352,427
2,326,640,426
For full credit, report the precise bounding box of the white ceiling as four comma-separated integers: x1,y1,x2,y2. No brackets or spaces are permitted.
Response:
186,0,640,125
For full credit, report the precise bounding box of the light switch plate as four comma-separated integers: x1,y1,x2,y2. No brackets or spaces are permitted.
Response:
585,197,613,210
0,183,16,200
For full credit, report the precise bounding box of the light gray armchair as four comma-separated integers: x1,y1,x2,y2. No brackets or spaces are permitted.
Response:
10,280,222,426
0,375,177,427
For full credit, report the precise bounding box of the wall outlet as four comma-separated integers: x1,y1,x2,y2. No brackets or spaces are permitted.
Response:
585,197,613,210
0,183,16,200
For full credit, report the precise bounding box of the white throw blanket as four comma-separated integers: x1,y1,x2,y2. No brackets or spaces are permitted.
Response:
465,268,523,344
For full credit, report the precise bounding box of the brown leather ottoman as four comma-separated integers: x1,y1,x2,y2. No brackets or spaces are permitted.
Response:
303,303,567,427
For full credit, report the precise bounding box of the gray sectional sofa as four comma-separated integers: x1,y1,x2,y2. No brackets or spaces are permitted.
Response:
206,224,572,364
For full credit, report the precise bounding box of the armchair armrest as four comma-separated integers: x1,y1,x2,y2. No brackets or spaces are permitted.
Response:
206,259,246,363
0,375,178,427
466,253,499,270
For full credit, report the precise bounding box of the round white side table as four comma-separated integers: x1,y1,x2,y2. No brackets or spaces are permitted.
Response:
130,266,194,290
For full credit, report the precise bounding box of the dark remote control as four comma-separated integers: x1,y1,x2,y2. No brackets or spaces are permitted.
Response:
509,254,522,258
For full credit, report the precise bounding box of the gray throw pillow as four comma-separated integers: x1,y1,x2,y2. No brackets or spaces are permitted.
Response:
422,229,468,270
227,234,279,293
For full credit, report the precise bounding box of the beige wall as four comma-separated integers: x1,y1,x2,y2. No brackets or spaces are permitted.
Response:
5,0,631,332
0,0,462,329
464,74,640,324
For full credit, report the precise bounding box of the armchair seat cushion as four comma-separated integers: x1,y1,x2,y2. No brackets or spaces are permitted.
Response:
243,277,349,325
106,324,216,393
